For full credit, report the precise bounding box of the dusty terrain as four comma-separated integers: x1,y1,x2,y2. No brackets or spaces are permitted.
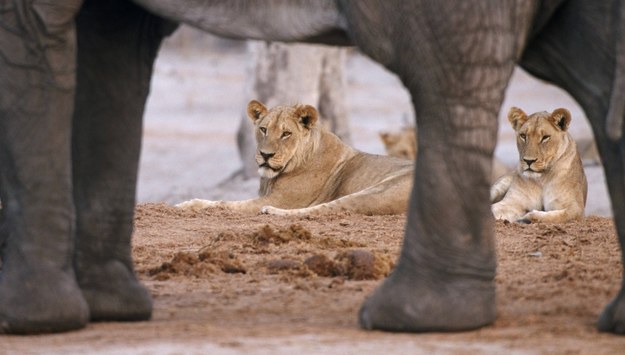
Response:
4,204,625,353
4,27,625,353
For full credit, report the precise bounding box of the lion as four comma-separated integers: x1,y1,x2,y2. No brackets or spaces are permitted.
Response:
379,126,509,182
379,126,417,161
176,100,413,215
490,107,588,223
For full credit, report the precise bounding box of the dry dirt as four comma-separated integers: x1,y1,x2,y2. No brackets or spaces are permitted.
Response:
5,203,625,354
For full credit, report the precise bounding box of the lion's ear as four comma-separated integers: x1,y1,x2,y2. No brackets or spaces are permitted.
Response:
508,107,528,131
247,100,268,124
379,132,391,145
379,132,398,146
295,105,318,129
550,108,571,131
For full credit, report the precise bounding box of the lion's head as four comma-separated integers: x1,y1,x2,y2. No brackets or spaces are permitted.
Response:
247,100,319,179
508,107,572,177
379,127,417,160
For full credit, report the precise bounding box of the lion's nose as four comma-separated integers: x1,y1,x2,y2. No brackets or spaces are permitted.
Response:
523,158,537,167
260,151,275,161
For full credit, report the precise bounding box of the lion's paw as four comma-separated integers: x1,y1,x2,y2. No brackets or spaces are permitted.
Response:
261,205,288,215
175,199,221,211
491,209,514,223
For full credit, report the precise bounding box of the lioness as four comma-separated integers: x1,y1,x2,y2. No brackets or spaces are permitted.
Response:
491,107,587,223
379,127,417,161
379,126,509,182
176,100,413,215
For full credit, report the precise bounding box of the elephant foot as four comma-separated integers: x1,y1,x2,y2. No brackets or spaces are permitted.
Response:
597,288,625,334
0,268,89,334
359,263,496,332
78,260,152,322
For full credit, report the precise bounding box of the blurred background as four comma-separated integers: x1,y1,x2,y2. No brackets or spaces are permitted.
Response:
138,26,610,216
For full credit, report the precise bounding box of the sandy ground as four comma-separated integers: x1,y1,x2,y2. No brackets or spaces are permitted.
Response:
4,27,624,353
4,204,625,353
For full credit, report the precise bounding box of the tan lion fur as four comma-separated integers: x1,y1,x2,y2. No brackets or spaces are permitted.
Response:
379,126,509,183
379,127,418,161
490,107,587,223
176,100,413,215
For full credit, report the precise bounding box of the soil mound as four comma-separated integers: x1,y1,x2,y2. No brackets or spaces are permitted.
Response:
146,217,394,281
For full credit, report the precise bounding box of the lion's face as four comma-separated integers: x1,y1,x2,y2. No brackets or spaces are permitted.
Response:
508,107,572,177
247,100,318,179
379,127,417,160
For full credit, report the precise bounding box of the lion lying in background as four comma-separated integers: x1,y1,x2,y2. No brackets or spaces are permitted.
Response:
490,107,587,223
379,126,510,182
176,100,413,215
379,127,417,161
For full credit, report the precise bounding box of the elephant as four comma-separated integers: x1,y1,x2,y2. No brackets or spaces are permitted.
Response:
0,0,624,335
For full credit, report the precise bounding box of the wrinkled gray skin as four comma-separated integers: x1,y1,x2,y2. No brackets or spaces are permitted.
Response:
0,0,624,335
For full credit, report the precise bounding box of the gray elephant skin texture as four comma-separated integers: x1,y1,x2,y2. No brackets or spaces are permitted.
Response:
0,0,624,335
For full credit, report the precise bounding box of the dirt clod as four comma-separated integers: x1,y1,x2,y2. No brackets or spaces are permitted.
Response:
251,224,312,245
335,249,394,280
304,254,337,277
149,249,246,279
303,250,393,280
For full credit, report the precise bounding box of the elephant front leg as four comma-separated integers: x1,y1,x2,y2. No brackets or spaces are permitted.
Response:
358,111,499,331
71,0,175,322
351,2,529,331
0,1,88,333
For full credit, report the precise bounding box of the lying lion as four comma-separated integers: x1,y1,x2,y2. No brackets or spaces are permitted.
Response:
379,126,417,161
491,107,587,223
379,126,510,182
176,100,413,215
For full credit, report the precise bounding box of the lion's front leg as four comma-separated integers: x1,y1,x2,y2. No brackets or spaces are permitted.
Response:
520,206,583,224
491,182,542,223
260,205,295,215
175,199,224,211
175,198,267,214
491,200,527,222
520,209,566,224
490,173,514,203
261,205,325,216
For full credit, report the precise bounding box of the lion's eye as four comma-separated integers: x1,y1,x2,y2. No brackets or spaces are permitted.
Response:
541,135,550,143
259,127,267,134
519,133,526,141
281,131,292,139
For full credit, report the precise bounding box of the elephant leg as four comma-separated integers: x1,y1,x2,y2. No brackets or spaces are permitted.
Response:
347,2,531,332
593,135,625,334
0,1,88,333
518,0,625,334
583,78,625,329
71,0,175,321
575,106,625,333
358,98,502,332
